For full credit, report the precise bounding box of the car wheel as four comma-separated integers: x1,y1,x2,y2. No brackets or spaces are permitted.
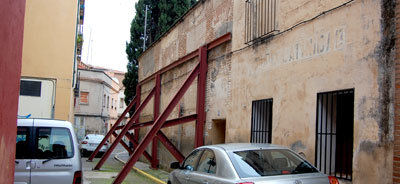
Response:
94,152,104,158
81,149,88,157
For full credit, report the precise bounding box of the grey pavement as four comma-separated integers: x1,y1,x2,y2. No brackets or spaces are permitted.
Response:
116,150,170,183
82,144,169,184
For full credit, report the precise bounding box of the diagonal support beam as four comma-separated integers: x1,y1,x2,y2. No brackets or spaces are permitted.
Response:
94,87,156,170
156,131,185,163
123,132,153,162
112,63,200,184
87,95,137,161
112,132,133,155
115,114,197,130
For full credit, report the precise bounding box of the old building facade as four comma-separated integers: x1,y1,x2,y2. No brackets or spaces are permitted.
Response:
74,66,128,141
137,0,396,183
18,0,79,122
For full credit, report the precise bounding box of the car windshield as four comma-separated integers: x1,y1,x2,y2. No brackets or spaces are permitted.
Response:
228,149,318,178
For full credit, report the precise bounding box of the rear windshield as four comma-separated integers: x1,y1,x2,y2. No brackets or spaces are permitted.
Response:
228,149,318,178
35,127,74,159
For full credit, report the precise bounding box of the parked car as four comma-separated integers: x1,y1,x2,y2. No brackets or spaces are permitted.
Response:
15,118,82,184
80,134,109,157
168,143,339,184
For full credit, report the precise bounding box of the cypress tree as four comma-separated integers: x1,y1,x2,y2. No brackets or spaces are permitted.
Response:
123,0,197,114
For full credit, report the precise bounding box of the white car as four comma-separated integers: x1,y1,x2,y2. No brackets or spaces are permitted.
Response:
80,134,109,157
15,118,82,184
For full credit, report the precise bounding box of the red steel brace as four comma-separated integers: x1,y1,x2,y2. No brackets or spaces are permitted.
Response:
93,87,155,170
151,73,161,168
87,95,137,161
195,45,207,147
100,33,231,183
112,63,200,184
156,131,185,163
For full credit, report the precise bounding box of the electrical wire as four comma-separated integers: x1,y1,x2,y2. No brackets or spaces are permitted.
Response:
208,0,354,62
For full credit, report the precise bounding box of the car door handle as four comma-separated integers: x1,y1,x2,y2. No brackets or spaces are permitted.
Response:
26,162,31,169
31,161,36,169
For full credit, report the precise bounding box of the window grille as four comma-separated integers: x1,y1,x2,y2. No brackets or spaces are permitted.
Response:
251,99,273,143
315,89,354,181
245,0,278,43
20,80,41,97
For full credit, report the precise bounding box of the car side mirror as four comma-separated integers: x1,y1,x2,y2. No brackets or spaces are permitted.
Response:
207,159,216,166
170,162,181,169
298,152,306,159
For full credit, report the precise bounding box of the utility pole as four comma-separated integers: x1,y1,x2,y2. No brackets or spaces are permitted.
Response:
143,5,148,51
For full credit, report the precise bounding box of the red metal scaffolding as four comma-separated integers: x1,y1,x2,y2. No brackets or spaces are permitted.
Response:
87,32,231,184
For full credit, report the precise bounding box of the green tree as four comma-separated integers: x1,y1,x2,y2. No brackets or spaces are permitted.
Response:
123,0,196,114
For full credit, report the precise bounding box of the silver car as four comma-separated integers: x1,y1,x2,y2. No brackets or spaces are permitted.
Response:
168,143,339,184
15,118,82,184
80,134,109,157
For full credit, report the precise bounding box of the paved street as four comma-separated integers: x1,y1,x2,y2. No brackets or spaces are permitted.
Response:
82,145,169,184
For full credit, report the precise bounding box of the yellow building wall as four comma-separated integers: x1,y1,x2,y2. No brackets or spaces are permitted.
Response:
21,0,78,122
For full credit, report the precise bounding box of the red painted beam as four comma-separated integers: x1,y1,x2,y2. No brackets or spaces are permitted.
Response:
162,114,197,128
112,132,133,155
88,96,137,161
151,73,161,168
156,131,185,163
115,120,152,130
195,45,207,148
112,63,200,184
116,114,197,130
138,50,199,86
126,120,153,130
108,132,153,162
137,33,231,86
207,32,231,50
94,88,155,170
124,132,153,162
134,85,141,141
0,1,26,182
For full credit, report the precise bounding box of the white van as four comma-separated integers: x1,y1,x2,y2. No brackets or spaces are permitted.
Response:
14,119,82,184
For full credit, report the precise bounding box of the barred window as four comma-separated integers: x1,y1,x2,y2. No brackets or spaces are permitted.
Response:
251,99,273,143
315,89,354,181
245,0,278,43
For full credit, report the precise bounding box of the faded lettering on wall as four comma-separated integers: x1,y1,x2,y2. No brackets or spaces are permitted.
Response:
262,26,346,67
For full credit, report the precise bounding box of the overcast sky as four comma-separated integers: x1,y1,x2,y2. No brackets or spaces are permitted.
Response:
81,0,137,72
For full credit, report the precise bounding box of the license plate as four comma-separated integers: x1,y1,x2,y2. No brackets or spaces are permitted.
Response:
89,143,97,146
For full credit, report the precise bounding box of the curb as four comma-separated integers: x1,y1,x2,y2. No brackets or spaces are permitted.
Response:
114,151,167,184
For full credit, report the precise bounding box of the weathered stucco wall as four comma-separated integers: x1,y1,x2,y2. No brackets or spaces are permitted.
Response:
139,0,233,79
230,0,393,183
75,69,121,136
138,0,394,181
138,0,233,169
21,0,78,122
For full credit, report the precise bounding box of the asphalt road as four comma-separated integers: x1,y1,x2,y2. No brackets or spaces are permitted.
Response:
81,144,158,184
